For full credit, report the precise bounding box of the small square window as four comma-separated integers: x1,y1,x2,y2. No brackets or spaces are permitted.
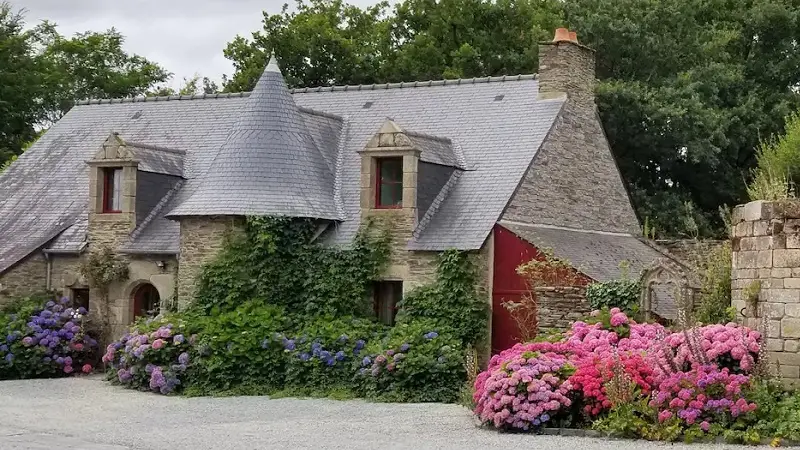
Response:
102,168,123,213
375,157,403,208
374,281,402,325
71,288,90,312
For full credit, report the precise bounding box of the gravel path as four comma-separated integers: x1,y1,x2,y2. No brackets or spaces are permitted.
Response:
0,377,772,450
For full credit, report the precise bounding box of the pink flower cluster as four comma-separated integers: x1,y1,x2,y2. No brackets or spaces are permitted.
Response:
650,365,756,427
474,346,574,431
474,308,763,430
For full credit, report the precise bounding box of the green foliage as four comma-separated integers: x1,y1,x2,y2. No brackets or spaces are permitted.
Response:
695,243,735,325
585,278,641,315
0,4,171,168
359,319,466,402
283,315,386,391
194,217,390,317
395,250,488,346
186,302,289,395
80,246,129,294
749,112,800,201
593,399,681,441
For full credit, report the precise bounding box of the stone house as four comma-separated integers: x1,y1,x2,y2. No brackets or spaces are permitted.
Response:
0,28,666,348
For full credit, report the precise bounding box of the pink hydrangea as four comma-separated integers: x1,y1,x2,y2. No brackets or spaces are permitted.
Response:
152,339,165,350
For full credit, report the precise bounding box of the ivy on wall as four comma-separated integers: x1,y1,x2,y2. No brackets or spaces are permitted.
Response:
79,246,129,340
194,217,391,317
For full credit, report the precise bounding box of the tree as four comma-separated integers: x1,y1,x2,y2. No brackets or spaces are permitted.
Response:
565,0,800,236
0,4,172,169
38,25,172,122
0,3,48,167
148,74,220,97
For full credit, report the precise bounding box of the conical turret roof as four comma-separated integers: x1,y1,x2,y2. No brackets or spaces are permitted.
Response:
167,55,340,220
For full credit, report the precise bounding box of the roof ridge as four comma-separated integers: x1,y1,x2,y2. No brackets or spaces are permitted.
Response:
128,180,184,241
74,73,539,106
291,74,538,94
404,129,452,144
297,106,343,121
332,119,351,218
125,140,187,155
498,220,637,237
411,169,463,241
75,92,251,106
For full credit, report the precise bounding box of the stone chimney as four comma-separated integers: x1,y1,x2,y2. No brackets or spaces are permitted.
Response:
537,27,596,107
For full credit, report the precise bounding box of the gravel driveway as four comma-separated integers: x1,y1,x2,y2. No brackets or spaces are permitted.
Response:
0,377,772,450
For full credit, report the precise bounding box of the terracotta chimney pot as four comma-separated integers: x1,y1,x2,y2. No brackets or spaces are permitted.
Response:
553,28,570,43
569,31,578,43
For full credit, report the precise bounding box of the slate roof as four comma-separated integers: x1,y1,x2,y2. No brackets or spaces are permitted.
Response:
166,57,340,220
0,67,569,273
501,221,667,282
124,141,185,177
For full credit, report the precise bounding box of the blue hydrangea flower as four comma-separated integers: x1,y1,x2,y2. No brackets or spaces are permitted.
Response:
325,358,336,367
540,414,550,422
399,343,410,352
46,301,55,308
0,344,7,352
533,419,541,426
42,356,51,363
178,352,190,365
78,307,87,315
283,339,296,351
261,338,270,349
299,353,311,362
335,351,345,361
361,357,372,367
424,332,439,340
319,350,331,360
173,334,185,345
5,353,14,362
354,339,365,350
338,334,349,343
6,334,16,343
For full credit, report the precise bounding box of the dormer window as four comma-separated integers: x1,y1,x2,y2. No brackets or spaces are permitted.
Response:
376,157,403,208
102,168,123,213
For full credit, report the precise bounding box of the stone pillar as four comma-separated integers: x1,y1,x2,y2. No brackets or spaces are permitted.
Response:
176,216,243,307
731,200,800,381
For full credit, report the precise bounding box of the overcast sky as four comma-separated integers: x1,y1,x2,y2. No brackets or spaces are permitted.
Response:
17,0,379,89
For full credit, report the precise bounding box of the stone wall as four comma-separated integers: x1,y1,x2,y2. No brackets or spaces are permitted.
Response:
177,216,243,307
502,39,640,234
0,253,48,304
537,286,590,330
656,239,726,269
731,200,800,382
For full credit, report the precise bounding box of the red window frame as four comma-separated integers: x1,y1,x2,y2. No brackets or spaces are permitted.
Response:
102,168,122,213
375,157,403,209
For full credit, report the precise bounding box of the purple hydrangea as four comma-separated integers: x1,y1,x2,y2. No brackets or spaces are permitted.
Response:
173,334,185,345
399,343,410,352
178,352,189,365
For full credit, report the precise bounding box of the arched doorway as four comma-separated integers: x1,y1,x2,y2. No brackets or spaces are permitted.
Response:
132,283,160,319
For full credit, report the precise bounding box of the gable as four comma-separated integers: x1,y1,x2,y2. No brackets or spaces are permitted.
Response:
502,102,640,234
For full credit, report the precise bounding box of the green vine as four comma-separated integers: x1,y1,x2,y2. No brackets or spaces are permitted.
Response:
194,216,391,316
79,245,129,339
395,250,489,347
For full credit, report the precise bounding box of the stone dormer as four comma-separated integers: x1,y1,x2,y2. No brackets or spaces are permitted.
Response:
87,133,139,249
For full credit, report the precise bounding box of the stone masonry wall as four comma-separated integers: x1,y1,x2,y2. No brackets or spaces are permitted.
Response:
177,216,243,307
731,200,800,381
0,253,48,304
503,40,640,234
537,286,590,330
656,239,726,269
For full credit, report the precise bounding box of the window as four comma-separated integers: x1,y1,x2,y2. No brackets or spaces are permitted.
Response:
102,168,123,213
374,281,402,325
375,157,403,208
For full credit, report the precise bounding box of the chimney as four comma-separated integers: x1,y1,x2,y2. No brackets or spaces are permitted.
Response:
538,28,596,107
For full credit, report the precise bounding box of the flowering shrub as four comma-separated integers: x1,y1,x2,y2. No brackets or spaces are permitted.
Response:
473,342,575,430
282,315,385,391
650,365,756,428
1,296,97,380
103,315,194,395
186,302,287,395
359,320,465,402
475,307,766,438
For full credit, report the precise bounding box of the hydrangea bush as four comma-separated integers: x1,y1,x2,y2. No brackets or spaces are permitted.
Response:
103,315,194,395
474,307,765,439
1,296,97,379
473,343,575,430
359,320,465,402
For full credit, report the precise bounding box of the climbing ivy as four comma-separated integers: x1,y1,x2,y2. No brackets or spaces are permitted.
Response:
194,217,391,317
395,250,489,347
79,246,129,340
